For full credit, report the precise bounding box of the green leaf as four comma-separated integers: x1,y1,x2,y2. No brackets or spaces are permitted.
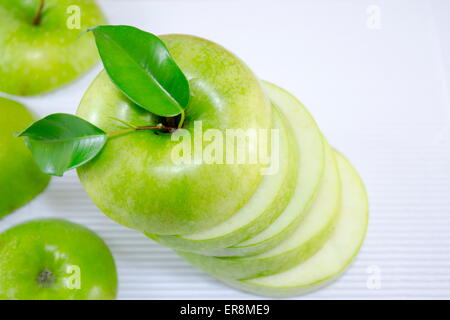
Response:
19,114,107,177
90,25,190,117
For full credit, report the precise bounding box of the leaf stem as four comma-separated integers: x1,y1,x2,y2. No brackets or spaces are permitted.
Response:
178,111,185,129
108,117,137,129
135,123,168,131
107,123,174,137
32,0,45,26
107,128,136,137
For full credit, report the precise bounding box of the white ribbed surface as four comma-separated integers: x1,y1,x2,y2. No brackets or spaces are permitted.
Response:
1,0,450,299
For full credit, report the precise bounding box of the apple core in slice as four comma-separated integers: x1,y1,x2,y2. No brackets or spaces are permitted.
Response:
221,152,368,297
207,81,324,257
148,105,299,252
177,140,340,279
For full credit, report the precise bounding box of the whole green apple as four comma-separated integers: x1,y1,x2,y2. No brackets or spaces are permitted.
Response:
0,0,106,96
77,35,272,235
0,219,118,300
0,97,50,217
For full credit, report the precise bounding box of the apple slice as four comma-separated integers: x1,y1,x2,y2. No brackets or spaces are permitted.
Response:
220,152,368,297
207,81,325,257
177,140,340,279
148,106,299,252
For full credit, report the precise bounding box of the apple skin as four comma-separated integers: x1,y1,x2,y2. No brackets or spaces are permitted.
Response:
0,219,118,300
0,97,50,217
77,35,272,235
147,106,299,253
0,0,106,96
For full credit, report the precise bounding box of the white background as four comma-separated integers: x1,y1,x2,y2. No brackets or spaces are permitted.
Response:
1,0,450,299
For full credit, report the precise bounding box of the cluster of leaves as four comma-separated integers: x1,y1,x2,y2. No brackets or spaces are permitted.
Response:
20,25,190,176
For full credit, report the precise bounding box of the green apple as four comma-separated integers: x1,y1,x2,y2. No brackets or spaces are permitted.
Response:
148,106,299,252
0,219,118,300
220,152,368,297
0,0,106,96
203,81,324,257
76,35,272,235
0,97,50,217
177,140,340,279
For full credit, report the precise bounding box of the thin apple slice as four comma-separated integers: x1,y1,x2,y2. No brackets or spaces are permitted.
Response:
220,152,368,297
177,140,340,279
207,81,325,257
148,106,299,252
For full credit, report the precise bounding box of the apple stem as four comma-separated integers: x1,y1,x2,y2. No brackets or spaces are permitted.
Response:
32,0,45,26
107,128,136,137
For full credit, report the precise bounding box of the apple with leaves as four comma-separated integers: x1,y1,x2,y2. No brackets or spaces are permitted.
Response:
20,25,368,298
0,0,106,95
0,97,50,217
0,219,117,300
21,26,273,235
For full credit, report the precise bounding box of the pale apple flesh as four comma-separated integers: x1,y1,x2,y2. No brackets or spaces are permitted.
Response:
0,0,106,95
0,219,117,300
148,105,299,252
205,81,325,257
219,152,368,297
0,97,50,217
177,140,340,280
77,35,272,235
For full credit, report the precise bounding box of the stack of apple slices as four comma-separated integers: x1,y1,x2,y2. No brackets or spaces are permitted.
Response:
75,33,368,297
149,81,368,297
